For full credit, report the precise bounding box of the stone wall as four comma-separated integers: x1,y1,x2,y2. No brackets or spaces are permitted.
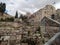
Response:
26,5,56,24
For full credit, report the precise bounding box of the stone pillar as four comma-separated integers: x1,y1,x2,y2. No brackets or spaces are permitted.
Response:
40,26,45,44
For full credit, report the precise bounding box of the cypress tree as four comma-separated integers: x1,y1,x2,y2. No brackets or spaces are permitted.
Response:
0,2,6,15
15,11,18,18
2,3,6,13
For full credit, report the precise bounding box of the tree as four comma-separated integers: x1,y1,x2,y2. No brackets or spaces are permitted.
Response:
20,14,27,20
9,17,14,22
5,17,14,22
0,2,3,12
0,18,4,21
2,3,6,13
20,14,23,19
0,2,6,15
15,11,18,18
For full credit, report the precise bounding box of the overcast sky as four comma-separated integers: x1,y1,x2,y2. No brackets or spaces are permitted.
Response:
0,0,60,16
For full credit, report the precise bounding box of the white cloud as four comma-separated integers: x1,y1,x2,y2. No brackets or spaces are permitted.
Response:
0,0,60,16
54,2,60,9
